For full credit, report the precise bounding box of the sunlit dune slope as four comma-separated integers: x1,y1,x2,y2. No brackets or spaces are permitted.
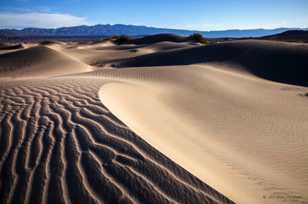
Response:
0,46,91,78
98,65,308,204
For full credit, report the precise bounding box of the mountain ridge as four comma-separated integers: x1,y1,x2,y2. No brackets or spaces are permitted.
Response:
1,24,306,38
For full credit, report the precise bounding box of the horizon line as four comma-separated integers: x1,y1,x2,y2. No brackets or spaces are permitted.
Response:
1,23,307,32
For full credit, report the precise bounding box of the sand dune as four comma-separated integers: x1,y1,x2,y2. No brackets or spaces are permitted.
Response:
63,41,197,68
1,38,307,204
116,40,308,87
76,40,116,50
63,44,153,67
129,34,187,45
0,40,233,204
0,46,92,78
0,43,23,51
142,41,199,52
84,41,196,52
97,65,308,204
0,76,232,204
0,43,24,55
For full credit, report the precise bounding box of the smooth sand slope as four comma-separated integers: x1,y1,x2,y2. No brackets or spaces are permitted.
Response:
0,42,233,204
98,65,308,204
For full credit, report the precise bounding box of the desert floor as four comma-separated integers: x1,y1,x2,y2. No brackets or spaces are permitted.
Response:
0,39,308,204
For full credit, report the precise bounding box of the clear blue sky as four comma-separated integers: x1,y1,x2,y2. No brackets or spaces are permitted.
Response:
0,0,307,30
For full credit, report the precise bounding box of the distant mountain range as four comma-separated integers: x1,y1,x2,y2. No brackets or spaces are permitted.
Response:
0,24,306,38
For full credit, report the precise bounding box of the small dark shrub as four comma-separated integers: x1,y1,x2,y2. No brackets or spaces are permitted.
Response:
188,33,209,44
129,49,138,53
113,35,131,45
39,40,56,45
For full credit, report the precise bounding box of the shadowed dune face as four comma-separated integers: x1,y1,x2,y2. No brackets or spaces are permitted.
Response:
130,34,187,45
39,40,59,46
262,30,308,43
116,40,308,87
143,41,199,51
0,43,24,55
0,43,23,50
114,33,207,45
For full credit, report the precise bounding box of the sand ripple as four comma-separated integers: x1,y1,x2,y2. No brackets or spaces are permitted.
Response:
0,78,233,204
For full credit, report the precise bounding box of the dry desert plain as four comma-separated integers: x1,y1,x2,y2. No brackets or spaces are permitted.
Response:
0,37,308,204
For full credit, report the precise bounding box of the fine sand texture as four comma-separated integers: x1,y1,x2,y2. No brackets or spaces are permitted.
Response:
1,39,308,204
